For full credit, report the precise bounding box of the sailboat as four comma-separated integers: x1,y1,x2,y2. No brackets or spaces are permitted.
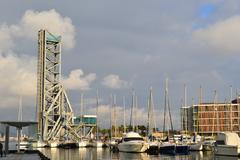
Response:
16,96,33,150
203,90,218,151
92,90,104,148
77,93,88,148
159,79,189,155
146,87,159,154
185,86,203,151
159,79,176,155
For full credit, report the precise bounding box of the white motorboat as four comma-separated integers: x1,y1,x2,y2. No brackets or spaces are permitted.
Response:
118,132,149,153
215,132,240,156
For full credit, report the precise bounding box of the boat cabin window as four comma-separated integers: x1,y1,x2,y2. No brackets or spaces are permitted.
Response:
123,137,144,141
216,140,225,145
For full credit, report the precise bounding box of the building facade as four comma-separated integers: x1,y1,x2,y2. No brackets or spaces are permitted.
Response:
181,99,240,135
180,106,193,133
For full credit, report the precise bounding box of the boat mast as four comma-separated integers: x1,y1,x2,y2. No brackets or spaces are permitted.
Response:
148,87,156,136
18,96,23,137
213,90,218,135
130,89,135,131
123,96,126,133
184,84,187,134
96,89,99,141
163,78,173,133
230,85,233,131
163,79,167,134
135,95,138,133
109,94,112,141
113,95,117,137
168,96,173,131
147,94,150,136
199,85,202,104
80,93,85,138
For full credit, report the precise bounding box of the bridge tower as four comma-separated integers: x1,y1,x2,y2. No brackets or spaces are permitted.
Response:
37,30,80,142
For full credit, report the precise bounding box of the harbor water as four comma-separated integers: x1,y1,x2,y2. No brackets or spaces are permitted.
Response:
37,148,239,160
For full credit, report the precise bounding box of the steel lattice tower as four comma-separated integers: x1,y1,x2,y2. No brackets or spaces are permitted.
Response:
37,30,80,142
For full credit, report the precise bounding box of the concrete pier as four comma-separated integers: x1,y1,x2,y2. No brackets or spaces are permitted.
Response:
0,153,41,160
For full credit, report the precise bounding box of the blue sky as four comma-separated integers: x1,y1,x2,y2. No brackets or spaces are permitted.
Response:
0,1,240,129
199,3,216,19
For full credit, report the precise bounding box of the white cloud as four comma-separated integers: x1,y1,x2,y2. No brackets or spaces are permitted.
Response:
102,74,129,89
193,15,240,54
62,69,96,90
0,9,75,52
0,9,76,108
0,25,18,52
0,53,37,107
86,104,169,129
86,105,148,128
20,9,75,49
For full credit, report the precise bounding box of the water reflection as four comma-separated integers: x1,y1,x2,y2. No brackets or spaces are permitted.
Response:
37,148,240,160
214,155,239,160
118,152,150,160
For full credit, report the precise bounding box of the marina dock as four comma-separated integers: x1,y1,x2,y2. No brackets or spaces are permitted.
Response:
0,150,49,160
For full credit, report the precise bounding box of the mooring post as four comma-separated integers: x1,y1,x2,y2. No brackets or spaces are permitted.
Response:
4,125,9,154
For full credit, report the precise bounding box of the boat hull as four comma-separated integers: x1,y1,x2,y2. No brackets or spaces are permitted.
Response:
118,142,148,153
147,142,159,154
215,145,240,156
93,141,103,148
175,145,189,155
203,144,214,151
78,141,87,148
159,144,175,155
189,143,203,151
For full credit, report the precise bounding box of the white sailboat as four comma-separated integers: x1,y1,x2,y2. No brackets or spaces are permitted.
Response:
16,96,33,150
147,87,159,153
109,95,117,150
189,134,203,151
93,90,103,148
77,93,88,148
159,78,176,155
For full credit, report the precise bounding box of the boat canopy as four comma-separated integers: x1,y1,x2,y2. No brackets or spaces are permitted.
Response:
216,132,240,146
124,132,142,138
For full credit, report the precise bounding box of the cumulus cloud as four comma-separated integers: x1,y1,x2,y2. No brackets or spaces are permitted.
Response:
62,69,96,90
0,53,36,107
102,74,129,89
193,15,240,54
85,104,176,129
20,9,75,49
86,104,148,128
0,9,75,52
0,25,15,52
0,9,76,109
